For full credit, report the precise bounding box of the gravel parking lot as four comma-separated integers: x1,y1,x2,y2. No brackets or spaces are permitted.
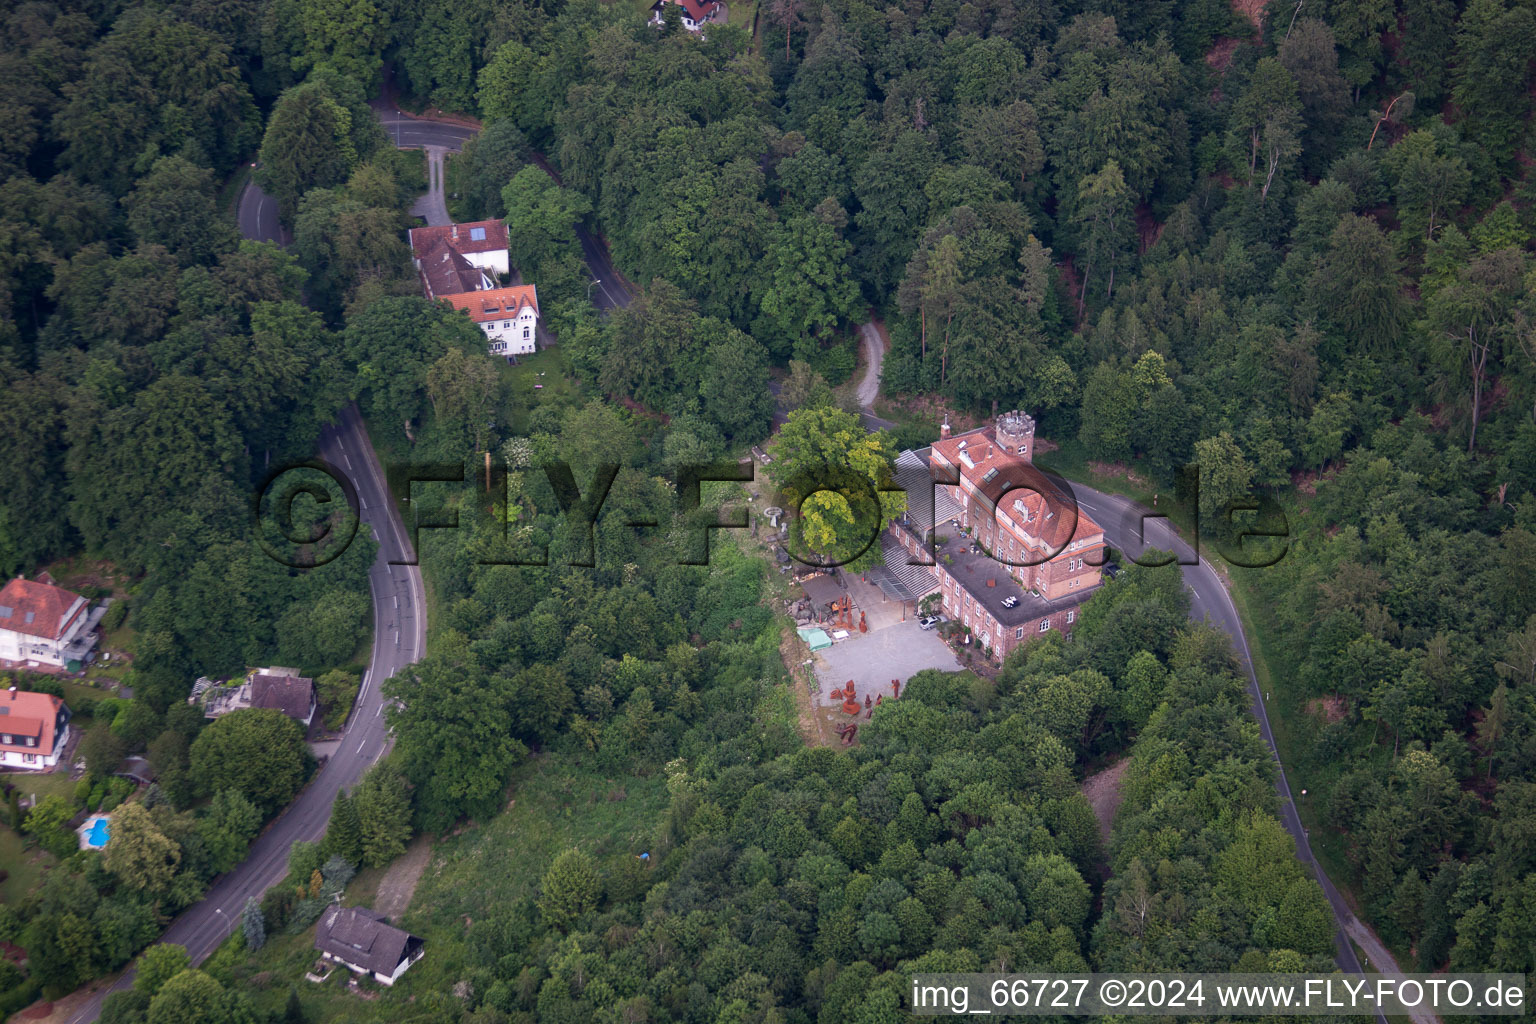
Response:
810,618,961,707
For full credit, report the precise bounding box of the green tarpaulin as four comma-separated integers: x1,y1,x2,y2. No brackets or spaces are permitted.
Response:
797,627,832,651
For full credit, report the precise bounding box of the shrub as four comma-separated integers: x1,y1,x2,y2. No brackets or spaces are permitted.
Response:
102,600,129,632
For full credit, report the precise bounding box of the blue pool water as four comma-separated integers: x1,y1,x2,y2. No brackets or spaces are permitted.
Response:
84,817,110,848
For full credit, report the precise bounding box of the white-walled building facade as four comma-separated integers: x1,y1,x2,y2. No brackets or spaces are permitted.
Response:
0,688,71,770
408,221,510,279
0,577,100,669
445,285,540,357
407,220,539,357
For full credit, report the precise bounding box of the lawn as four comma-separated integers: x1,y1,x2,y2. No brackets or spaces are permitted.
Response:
0,826,53,905
213,758,670,1022
498,346,578,435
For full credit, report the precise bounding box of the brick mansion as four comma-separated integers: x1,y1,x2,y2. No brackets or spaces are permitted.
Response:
886,411,1106,661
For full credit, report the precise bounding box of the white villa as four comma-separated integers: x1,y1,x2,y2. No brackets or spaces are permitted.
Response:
0,688,71,770
0,576,102,669
407,220,538,357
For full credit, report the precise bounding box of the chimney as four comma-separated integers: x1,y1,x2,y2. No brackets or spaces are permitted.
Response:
985,579,996,587
451,225,459,243
940,414,951,440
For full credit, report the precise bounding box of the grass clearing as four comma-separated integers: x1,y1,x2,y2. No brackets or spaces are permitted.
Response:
498,345,578,435
218,757,669,1022
0,826,53,904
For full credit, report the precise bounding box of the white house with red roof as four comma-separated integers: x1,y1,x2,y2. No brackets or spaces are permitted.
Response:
443,285,540,356
0,687,72,770
650,0,723,31
406,220,539,357
408,221,510,279
0,577,101,669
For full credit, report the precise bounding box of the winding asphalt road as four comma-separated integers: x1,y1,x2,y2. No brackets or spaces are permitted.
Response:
222,90,1404,1022
62,407,425,1024
1066,486,1401,1023
62,138,432,1024
235,169,285,245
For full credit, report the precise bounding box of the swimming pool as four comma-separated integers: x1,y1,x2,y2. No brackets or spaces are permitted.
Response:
83,816,110,849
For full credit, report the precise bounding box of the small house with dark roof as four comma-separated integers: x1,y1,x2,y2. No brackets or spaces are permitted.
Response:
250,668,316,729
195,667,316,729
0,576,102,669
417,237,494,300
314,906,424,986
0,687,71,770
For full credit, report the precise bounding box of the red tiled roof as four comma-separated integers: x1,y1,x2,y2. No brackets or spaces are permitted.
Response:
0,578,87,641
655,0,721,22
0,690,67,756
419,239,487,300
444,285,539,324
408,221,509,260
930,427,1102,551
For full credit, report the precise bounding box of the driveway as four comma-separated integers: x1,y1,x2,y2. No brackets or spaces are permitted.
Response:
810,618,959,709
409,146,451,227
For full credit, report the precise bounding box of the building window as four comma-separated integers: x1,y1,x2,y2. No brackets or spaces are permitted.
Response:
23,753,35,763
469,227,487,242
1039,618,1050,632
524,327,530,339
503,321,511,329
1067,610,1075,624
1015,626,1023,640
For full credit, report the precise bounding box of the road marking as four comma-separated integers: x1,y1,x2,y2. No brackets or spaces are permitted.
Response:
394,630,399,645
393,595,397,608
357,739,366,754
344,451,353,473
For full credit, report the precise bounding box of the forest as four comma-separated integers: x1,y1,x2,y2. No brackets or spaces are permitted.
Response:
0,0,1532,1019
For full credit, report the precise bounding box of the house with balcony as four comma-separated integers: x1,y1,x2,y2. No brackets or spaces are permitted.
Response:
193,667,317,730
0,576,103,670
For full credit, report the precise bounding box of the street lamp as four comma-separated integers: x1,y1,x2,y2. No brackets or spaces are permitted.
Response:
587,278,601,300
214,906,234,940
